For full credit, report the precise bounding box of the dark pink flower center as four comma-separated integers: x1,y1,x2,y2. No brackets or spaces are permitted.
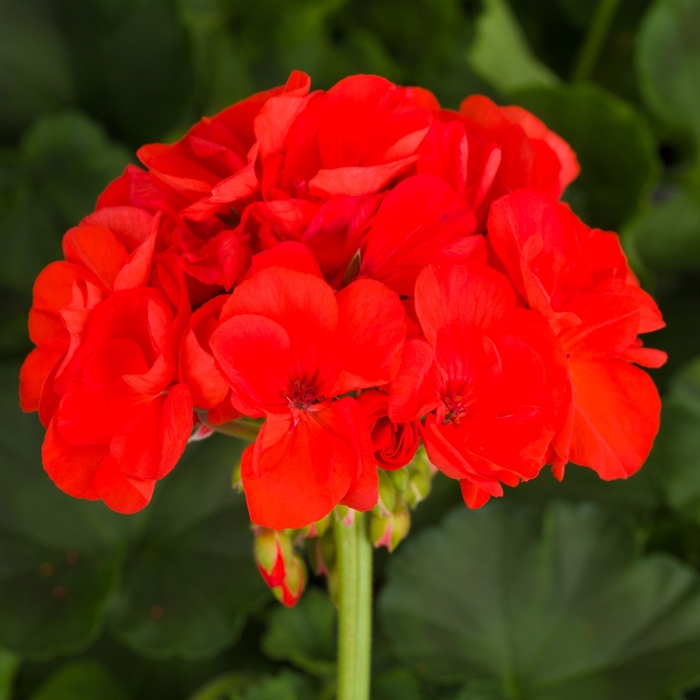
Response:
285,380,325,410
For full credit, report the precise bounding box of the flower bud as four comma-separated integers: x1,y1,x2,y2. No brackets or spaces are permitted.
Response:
272,554,307,608
404,448,435,508
308,529,336,577
231,459,243,492
302,513,332,538
389,467,409,494
377,469,396,516
253,528,307,606
370,504,411,553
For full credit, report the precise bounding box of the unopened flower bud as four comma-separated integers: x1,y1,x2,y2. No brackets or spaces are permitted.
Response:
272,553,307,608
308,529,336,577
389,467,408,494
334,506,356,526
231,459,242,492
377,470,396,516
370,504,411,553
253,528,306,606
303,513,332,538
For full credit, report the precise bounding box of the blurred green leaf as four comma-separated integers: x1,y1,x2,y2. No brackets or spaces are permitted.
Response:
467,0,559,93
29,660,127,700
0,363,122,657
637,0,700,142
372,668,423,700
0,0,74,138
187,671,313,700
379,501,700,699
504,462,661,520
646,358,700,523
262,587,336,677
57,0,194,145
629,189,700,272
107,434,270,659
514,82,660,230
0,111,131,294
0,649,19,700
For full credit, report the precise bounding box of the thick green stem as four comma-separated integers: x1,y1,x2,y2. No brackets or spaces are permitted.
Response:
334,512,373,700
572,0,622,82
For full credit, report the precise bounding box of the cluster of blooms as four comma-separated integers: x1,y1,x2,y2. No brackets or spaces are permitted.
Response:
21,72,665,546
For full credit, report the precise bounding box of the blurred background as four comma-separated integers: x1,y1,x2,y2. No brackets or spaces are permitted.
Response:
1,0,700,698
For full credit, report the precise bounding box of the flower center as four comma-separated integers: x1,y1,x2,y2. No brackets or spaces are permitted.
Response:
443,395,468,425
285,380,324,410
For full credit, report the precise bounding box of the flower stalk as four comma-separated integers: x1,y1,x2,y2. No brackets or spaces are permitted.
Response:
334,511,373,700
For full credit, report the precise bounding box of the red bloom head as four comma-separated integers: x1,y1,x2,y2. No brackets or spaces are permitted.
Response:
208,257,406,528
41,289,193,513
392,263,570,508
488,190,665,479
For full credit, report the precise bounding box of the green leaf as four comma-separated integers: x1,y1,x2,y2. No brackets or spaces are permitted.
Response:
504,463,661,520
59,0,194,146
372,668,423,700
645,358,700,523
0,111,132,294
0,0,74,137
467,0,559,94
107,434,270,659
514,82,660,230
187,671,314,700
0,649,19,700
379,501,700,699
628,189,700,272
262,587,337,677
29,660,127,700
243,672,315,700
0,363,122,657
637,0,700,141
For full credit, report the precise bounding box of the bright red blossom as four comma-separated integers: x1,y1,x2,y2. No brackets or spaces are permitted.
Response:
19,70,663,537
208,261,406,529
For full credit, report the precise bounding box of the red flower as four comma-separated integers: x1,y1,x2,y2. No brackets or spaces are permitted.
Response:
41,289,193,513
357,389,420,470
392,263,569,508
267,74,436,200
20,207,158,423
137,71,311,220
488,189,665,479
208,261,406,529
415,97,579,226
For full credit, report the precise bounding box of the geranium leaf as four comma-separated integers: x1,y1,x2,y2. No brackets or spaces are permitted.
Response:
28,660,127,700
628,189,700,273
379,501,700,699
513,83,660,231
0,112,131,294
467,0,559,94
0,363,123,656
262,587,337,677
645,358,700,523
637,0,700,142
107,434,270,659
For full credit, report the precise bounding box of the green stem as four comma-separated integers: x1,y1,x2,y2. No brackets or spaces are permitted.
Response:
572,0,622,82
334,512,373,700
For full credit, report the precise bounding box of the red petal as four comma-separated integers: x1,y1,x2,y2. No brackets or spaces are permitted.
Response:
241,408,356,529
323,278,406,396
62,225,128,291
568,358,661,479
81,206,153,250
414,263,515,346
111,384,193,481
246,242,323,280
42,415,104,500
308,159,417,198
94,455,155,514
361,174,477,296
387,338,439,423
210,314,292,416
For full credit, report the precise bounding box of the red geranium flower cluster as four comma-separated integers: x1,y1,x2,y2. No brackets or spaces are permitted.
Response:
20,71,665,529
